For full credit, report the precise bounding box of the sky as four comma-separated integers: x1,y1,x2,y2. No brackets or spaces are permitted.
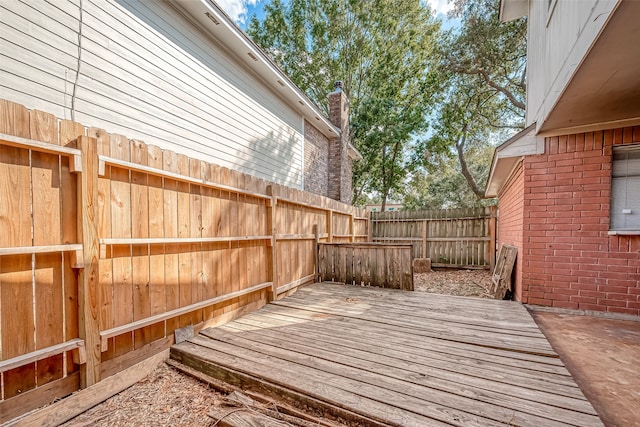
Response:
217,0,456,29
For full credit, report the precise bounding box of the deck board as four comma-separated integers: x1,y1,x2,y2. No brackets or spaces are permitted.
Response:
171,282,603,426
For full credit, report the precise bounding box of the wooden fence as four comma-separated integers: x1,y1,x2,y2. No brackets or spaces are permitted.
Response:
0,99,367,422
318,243,413,290
370,207,497,269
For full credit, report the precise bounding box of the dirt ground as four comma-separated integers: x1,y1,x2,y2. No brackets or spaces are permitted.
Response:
414,268,492,297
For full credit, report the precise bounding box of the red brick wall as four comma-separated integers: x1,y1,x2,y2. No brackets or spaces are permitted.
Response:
521,126,640,316
497,163,525,301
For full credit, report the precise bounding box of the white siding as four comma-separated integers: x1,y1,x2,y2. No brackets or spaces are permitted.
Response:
0,0,304,187
526,0,618,129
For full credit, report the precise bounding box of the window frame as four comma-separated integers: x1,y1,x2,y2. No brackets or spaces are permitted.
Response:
609,144,640,235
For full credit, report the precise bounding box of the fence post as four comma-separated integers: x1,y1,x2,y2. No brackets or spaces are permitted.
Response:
266,185,278,301
76,135,101,387
349,213,355,242
367,211,372,242
421,220,427,258
489,206,497,271
313,224,320,282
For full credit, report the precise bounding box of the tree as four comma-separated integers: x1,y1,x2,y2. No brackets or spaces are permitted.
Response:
247,0,441,209
405,127,497,209
447,0,527,111
408,0,526,205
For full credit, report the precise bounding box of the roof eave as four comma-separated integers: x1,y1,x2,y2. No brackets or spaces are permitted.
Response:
485,123,543,197
499,0,528,22
348,143,363,161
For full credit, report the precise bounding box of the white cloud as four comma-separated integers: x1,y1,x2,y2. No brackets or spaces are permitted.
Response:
216,0,258,24
426,0,453,16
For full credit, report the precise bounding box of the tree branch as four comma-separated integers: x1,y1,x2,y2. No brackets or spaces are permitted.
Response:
448,65,525,111
456,124,487,199
477,68,525,111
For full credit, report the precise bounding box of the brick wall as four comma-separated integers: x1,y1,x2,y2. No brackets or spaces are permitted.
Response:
497,163,525,301
304,119,329,197
521,126,640,316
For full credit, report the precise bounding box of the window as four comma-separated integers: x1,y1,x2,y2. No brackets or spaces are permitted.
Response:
610,145,640,231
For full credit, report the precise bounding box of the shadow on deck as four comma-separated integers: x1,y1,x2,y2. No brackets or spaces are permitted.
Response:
170,282,602,426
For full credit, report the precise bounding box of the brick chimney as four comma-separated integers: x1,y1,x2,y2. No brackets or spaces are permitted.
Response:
328,81,352,204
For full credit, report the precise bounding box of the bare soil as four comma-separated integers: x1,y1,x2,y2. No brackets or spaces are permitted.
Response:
414,268,492,298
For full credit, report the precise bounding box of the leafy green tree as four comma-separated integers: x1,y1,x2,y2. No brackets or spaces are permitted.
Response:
404,137,496,209
247,0,441,209
446,0,527,113
408,0,526,205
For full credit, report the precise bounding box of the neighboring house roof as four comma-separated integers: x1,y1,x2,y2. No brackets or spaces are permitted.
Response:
499,0,527,21
348,144,363,161
173,0,342,141
485,124,543,198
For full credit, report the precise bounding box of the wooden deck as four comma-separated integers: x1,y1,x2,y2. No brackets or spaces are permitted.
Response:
171,283,603,427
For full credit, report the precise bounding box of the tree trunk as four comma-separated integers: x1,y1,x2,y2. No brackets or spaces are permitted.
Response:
456,138,487,200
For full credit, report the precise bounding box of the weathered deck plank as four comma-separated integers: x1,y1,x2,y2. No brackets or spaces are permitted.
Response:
223,315,585,397
171,283,603,427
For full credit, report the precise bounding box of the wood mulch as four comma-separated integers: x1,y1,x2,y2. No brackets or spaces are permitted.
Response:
61,361,338,427
61,269,492,426
61,363,221,427
414,268,492,298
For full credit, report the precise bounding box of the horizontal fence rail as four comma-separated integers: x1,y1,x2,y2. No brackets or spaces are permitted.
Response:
370,207,497,269
318,243,413,290
0,99,368,422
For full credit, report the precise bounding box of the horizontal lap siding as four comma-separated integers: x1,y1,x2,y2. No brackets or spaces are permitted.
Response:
0,0,304,187
497,163,524,301
527,0,613,128
522,127,640,315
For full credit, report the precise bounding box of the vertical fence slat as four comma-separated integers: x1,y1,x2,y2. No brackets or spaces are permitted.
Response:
147,145,165,343
130,140,151,349
32,109,64,387
110,134,134,357
162,150,179,335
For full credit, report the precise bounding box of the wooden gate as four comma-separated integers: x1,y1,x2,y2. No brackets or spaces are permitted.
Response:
370,207,497,269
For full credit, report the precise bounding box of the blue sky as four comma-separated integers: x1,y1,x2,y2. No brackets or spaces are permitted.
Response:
216,0,459,31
